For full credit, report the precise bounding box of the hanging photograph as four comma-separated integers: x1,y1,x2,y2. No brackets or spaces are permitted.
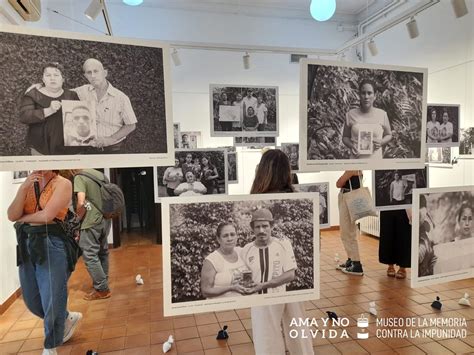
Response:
411,186,474,288
210,84,279,137
281,143,300,172
459,127,474,156
173,123,180,149
161,193,320,316
294,183,330,228
12,170,30,183
300,59,427,171
426,147,452,168
154,148,228,202
426,104,460,147
234,136,276,148
0,25,174,171
179,131,202,149
373,167,428,211
221,146,238,184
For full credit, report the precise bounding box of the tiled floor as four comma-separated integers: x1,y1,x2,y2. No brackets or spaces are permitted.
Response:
0,230,473,354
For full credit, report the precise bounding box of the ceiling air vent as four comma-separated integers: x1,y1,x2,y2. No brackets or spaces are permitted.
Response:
290,53,308,63
8,0,41,21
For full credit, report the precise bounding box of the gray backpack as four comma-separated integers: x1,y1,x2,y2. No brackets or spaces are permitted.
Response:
76,171,125,219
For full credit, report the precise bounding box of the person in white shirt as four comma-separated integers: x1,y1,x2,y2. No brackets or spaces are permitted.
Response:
74,58,137,153
174,171,207,196
390,172,407,204
439,111,454,143
255,95,268,131
426,109,440,143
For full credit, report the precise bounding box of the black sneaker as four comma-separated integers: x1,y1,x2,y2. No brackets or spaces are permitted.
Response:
342,261,364,276
336,258,352,270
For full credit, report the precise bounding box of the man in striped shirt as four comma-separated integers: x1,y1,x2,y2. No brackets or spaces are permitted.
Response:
241,208,297,294
74,58,137,153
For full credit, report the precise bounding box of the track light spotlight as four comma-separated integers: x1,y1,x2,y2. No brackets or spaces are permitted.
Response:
406,17,419,39
171,48,181,66
451,0,468,18
85,0,103,21
368,39,378,56
243,52,250,70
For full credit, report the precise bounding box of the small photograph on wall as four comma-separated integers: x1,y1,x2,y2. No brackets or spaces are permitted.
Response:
0,25,174,171
459,127,474,156
373,167,428,211
281,143,300,172
426,147,452,168
180,131,202,149
220,146,238,184
173,123,180,149
426,104,460,147
210,84,279,137
300,59,427,171
154,148,227,202
234,136,276,148
62,100,97,146
411,186,474,288
12,170,30,183
161,193,319,316
294,183,330,228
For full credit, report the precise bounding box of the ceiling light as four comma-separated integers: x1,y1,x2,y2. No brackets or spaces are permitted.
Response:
171,48,181,66
310,0,336,22
451,0,468,18
85,0,103,21
123,0,143,6
243,52,250,70
406,17,419,39
368,39,378,56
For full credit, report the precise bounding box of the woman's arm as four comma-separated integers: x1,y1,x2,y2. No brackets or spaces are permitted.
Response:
7,185,29,222
173,183,187,195
18,94,46,124
200,260,246,297
379,115,393,147
336,171,359,188
17,179,72,224
208,167,219,180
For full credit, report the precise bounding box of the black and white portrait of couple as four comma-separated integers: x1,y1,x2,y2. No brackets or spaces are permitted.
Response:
426,104,460,147
300,59,427,171
210,84,279,137
161,193,319,316
155,149,228,202
0,25,173,170
411,187,474,288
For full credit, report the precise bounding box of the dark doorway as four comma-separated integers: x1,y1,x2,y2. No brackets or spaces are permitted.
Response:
110,167,158,246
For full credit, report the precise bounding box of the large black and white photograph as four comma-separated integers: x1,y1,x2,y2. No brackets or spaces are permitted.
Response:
426,147,452,167
221,146,238,184
300,59,427,171
180,131,202,149
373,168,428,211
154,149,228,202
0,25,173,170
459,127,474,156
426,104,460,147
210,84,279,137
281,143,300,172
234,136,276,148
161,193,319,315
294,183,329,228
411,187,474,288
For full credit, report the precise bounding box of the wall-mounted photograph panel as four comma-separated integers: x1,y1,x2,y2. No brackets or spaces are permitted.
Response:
459,127,474,157
294,182,330,228
426,104,460,147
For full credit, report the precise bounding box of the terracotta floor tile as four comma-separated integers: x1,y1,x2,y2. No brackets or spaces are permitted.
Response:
356,338,391,353
0,329,32,343
394,345,426,355
313,343,342,354
173,316,196,329
203,347,231,355
70,340,100,355
228,343,256,355
176,338,203,353
194,313,218,326
122,345,151,354
226,330,251,346
197,324,220,338
150,319,174,332
200,335,228,350
18,338,44,352
102,326,127,340
98,337,126,353
437,338,474,353
150,343,177,355
124,333,150,348
215,311,239,323
174,326,199,341
10,320,38,332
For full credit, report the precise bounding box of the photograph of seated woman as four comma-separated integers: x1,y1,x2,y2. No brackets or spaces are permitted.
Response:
19,62,79,155
243,106,259,131
454,202,473,241
174,171,207,196
342,79,392,159
200,223,251,298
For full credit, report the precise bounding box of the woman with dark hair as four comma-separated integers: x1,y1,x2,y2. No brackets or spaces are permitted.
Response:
200,223,249,298
200,156,219,194
249,149,314,355
342,79,392,159
455,202,473,241
163,159,184,196
19,63,79,155
7,170,82,354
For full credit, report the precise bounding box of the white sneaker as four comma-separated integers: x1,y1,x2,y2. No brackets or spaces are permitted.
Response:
63,311,83,343
42,349,57,355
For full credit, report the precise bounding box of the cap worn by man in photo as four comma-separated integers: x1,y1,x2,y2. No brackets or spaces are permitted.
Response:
251,208,274,224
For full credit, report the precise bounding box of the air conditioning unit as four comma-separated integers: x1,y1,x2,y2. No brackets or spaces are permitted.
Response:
8,0,41,21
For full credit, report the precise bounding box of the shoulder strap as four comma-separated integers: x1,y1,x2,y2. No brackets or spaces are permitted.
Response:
34,176,56,211
76,171,107,187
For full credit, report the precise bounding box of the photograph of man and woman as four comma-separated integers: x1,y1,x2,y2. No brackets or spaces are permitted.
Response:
162,194,318,315
300,59,426,171
210,84,278,137
0,26,172,170
155,149,228,201
373,168,428,210
426,104,460,147
412,187,474,288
